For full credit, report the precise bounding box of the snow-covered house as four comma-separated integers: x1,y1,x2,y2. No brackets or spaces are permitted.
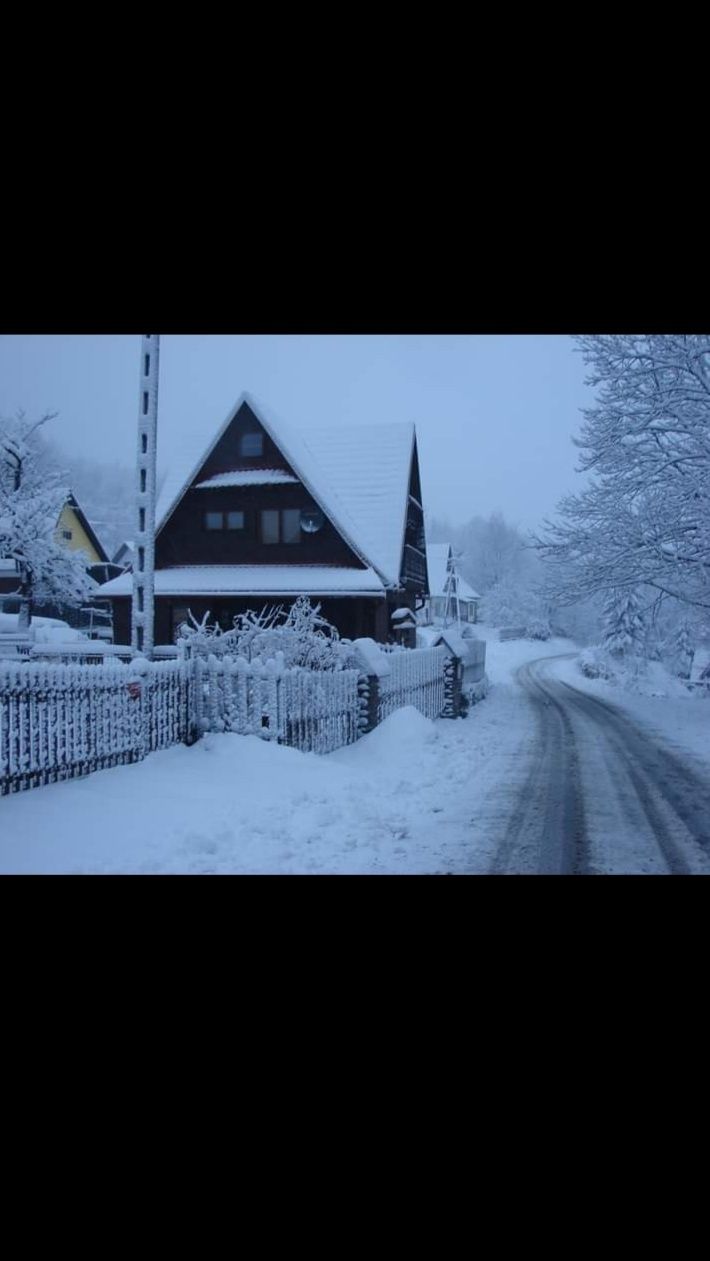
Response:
100,393,429,646
0,492,121,600
422,542,480,626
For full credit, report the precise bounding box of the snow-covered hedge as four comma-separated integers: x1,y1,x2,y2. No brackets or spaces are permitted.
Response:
178,597,355,671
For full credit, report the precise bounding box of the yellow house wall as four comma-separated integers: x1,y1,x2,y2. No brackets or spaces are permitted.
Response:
55,504,101,563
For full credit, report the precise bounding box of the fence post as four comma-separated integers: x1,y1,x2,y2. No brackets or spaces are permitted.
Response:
357,672,379,734
127,655,150,759
442,654,463,718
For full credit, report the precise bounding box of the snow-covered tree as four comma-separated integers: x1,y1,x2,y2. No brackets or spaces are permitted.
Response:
429,511,533,595
672,619,694,678
602,587,645,658
0,412,94,628
537,335,710,614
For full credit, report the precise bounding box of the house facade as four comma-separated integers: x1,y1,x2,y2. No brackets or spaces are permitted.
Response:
421,542,480,626
101,394,429,647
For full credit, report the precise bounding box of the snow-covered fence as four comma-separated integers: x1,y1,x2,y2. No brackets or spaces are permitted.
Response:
376,645,448,724
193,654,362,754
1,641,465,795
0,635,33,659
0,658,190,795
29,643,134,665
279,667,362,753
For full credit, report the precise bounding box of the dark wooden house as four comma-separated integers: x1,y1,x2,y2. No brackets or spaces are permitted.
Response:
101,393,429,646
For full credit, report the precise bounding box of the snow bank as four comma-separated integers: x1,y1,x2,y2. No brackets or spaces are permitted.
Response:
350,637,391,677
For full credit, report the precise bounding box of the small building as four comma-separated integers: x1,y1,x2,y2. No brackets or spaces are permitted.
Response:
422,542,480,626
100,393,430,646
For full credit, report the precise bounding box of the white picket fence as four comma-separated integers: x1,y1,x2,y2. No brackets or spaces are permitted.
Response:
377,645,448,723
1,643,456,796
193,654,363,754
0,659,189,795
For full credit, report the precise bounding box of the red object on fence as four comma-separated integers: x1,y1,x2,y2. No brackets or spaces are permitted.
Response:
127,681,142,700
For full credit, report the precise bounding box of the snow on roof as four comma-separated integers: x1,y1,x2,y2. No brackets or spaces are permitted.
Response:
431,628,471,659
100,565,385,598
154,392,415,587
425,542,480,600
302,423,415,588
195,469,299,489
458,577,481,601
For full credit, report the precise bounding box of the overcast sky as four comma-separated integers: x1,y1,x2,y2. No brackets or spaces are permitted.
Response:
0,335,592,529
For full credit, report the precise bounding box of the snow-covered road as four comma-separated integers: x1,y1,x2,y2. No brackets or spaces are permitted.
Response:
489,656,710,875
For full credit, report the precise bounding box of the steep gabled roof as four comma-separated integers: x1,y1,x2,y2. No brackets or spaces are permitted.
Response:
155,392,416,587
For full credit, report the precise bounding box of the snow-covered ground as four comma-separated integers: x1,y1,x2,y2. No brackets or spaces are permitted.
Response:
1,627,706,874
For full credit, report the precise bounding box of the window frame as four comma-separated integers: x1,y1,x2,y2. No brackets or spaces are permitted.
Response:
259,508,302,545
203,509,248,532
239,430,264,458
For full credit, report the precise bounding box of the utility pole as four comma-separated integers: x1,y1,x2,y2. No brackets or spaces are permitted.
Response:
131,335,160,657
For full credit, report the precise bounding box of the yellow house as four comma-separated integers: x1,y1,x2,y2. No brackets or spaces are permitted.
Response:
55,495,108,565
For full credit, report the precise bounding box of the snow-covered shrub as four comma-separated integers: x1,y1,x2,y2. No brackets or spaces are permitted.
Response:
578,647,616,680
525,619,551,641
179,597,354,671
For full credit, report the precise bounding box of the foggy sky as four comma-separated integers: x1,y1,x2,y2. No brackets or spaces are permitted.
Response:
0,335,592,530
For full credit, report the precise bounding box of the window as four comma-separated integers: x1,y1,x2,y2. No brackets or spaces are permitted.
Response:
282,509,301,544
62,529,73,540
205,510,246,531
261,509,280,544
240,431,263,457
260,509,302,544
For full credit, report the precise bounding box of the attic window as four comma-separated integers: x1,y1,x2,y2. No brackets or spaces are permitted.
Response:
62,529,73,540
239,431,263,458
